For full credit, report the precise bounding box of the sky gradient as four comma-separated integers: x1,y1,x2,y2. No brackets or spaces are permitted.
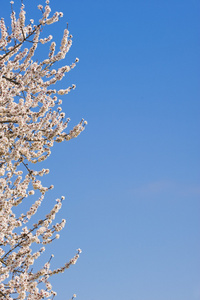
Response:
1,0,200,299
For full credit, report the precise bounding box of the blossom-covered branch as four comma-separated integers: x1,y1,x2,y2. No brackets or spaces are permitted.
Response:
0,0,85,298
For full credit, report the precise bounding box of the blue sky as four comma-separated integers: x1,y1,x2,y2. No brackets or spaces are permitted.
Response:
1,0,200,299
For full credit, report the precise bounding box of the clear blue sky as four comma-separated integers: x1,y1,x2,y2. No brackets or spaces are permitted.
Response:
1,0,200,299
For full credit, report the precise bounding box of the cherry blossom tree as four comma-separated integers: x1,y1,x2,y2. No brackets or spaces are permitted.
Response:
0,0,86,299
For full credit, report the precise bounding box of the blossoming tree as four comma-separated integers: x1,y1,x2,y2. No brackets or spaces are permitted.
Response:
0,0,86,298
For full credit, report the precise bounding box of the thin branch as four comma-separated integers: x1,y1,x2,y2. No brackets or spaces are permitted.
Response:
2,75,20,85
0,290,6,298
0,24,41,62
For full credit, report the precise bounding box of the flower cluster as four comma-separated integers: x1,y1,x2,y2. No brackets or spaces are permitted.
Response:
0,0,85,299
